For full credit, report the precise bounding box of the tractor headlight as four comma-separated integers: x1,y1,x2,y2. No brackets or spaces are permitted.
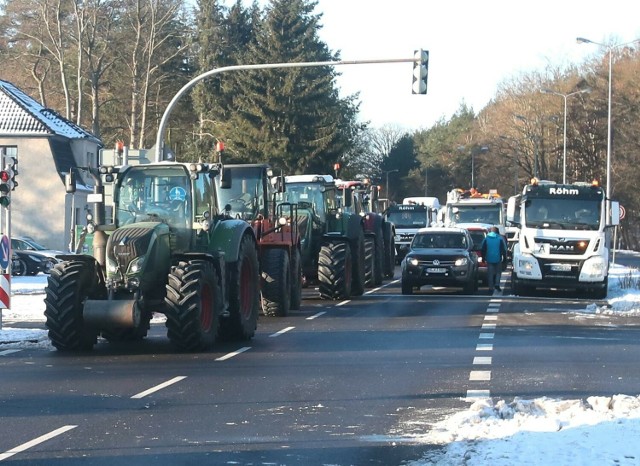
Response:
129,256,145,274
107,258,118,274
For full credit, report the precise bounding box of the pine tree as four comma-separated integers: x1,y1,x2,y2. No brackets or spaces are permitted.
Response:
222,0,360,174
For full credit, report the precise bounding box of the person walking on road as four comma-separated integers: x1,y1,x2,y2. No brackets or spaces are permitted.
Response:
481,226,507,292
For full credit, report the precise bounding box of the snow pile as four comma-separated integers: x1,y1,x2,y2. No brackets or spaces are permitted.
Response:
411,396,640,465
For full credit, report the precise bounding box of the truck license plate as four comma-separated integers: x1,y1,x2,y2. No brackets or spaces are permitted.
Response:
550,263,571,272
426,267,447,273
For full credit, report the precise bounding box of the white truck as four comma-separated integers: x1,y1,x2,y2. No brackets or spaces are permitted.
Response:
507,179,619,298
443,188,505,235
386,199,440,263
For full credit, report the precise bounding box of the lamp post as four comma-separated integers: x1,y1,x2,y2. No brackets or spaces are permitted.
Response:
540,88,591,184
384,169,399,201
577,37,640,203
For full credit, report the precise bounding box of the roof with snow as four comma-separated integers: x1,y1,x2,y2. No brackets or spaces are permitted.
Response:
0,79,100,144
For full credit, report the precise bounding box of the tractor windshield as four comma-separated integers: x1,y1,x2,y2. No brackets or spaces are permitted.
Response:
115,165,192,230
285,183,337,223
215,168,264,221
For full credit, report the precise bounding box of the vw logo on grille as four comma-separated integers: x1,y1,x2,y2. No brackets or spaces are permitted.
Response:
432,259,440,266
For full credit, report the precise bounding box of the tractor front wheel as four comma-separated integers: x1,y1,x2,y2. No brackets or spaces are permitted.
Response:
165,260,221,351
44,261,98,351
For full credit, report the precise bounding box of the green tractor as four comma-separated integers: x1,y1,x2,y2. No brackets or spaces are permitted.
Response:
283,174,366,300
44,162,261,352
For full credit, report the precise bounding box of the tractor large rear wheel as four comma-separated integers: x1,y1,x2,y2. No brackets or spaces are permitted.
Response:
374,233,384,286
165,260,221,351
261,248,291,317
44,261,98,351
364,236,376,288
383,224,396,278
220,235,260,340
318,241,352,300
351,231,366,296
289,247,302,310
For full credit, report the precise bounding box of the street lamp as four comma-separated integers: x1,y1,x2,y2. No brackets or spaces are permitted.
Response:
384,169,399,200
541,87,591,184
577,36,640,203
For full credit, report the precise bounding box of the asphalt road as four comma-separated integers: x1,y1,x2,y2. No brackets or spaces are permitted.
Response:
2,269,640,465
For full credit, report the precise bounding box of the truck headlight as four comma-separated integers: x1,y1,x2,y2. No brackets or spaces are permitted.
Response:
455,257,468,267
408,257,419,266
519,259,534,271
394,235,401,241
582,257,605,278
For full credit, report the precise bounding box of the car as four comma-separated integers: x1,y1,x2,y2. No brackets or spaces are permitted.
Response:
11,250,48,276
401,227,479,295
466,226,489,285
11,236,68,273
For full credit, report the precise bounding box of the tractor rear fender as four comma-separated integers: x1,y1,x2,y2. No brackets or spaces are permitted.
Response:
362,213,384,236
209,219,257,264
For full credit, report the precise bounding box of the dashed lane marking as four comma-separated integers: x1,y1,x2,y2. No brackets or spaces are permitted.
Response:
481,323,497,330
0,349,21,356
0,425,77,462
131,376,187,399
476,343,493,351
306,311,326,320
269,327,295,338
479,332,495,339
473,356,492,365
215,346,251,362
469,371,491,381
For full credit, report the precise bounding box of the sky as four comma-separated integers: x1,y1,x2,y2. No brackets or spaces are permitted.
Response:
2,261,640,463
295,0,640,131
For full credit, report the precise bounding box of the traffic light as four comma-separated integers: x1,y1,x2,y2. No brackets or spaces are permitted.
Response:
412,49,429,95
0,169,11,207
6,156,17,190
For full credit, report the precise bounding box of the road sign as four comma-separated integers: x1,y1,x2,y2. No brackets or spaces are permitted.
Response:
0,235,9,270
620,205,626,220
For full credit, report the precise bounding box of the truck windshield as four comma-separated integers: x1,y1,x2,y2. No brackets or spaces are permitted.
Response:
386,209,428,229
116,166,192,230
525,198,601,230
449,205,502,225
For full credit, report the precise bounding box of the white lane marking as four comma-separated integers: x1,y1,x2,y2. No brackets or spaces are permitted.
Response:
486,307,499,313
215,346,251,362
0,425,77,462
0,349,21,356
131,376,187,399
269,327,295,338
473,356,492,365
476,343,493,351
306,311,326,320
469,370,491,381
484,315,498,321
465,389,490,400
481,323,497,330
479,333,495,339
336,300,351,307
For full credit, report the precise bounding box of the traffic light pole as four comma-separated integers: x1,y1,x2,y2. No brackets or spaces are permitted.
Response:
153,50,429,163
0,150,11,329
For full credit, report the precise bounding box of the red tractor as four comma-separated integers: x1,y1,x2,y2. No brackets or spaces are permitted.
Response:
215,164,302,317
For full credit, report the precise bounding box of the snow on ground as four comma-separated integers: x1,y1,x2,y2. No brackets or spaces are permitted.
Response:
2,259,640,465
